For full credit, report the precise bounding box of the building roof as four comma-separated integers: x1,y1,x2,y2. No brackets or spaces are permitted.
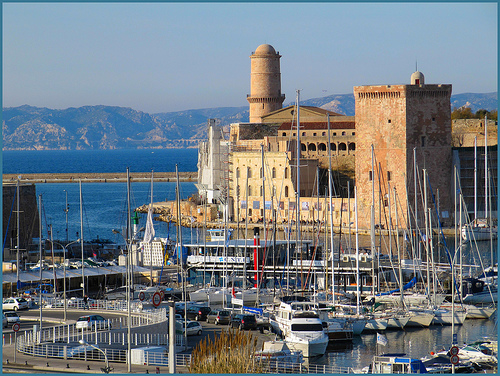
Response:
278,121,355,131
254,44,276,55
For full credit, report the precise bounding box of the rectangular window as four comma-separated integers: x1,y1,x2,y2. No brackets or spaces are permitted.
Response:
369,171,373,181
421,136,426,147
387,171,392,181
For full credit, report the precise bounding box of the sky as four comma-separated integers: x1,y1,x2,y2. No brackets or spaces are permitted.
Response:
2,2,498,114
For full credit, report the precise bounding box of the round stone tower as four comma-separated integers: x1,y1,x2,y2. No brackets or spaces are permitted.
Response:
247,44,285,123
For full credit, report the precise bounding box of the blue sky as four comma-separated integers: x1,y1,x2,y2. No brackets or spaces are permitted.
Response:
2,2,497,114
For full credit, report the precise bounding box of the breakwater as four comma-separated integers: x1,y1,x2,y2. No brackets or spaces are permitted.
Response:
3,172,197,184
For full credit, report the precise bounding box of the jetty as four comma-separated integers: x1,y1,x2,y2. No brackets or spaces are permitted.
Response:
3,171,197,184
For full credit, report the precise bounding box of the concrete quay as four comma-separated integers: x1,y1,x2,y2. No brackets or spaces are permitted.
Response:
2,312,189,374
3,172,197,184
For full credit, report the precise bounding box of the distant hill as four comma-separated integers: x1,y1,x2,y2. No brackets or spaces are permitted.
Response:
3,92,496,150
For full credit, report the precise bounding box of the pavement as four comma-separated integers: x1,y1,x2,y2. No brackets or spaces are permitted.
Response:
2,313,189,374
2,345,186,374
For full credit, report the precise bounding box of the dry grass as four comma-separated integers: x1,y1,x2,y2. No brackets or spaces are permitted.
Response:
187,328,264,373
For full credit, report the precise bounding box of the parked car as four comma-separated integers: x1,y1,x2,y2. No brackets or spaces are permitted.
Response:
2,297,29,311
206,309,231,325
181,321,203,336
4,311,21,324
2,313,7,328
230,313,257,330
185,306,211,321
75,315,111,330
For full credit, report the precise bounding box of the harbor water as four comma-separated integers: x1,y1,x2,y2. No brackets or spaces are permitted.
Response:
3,148,498,371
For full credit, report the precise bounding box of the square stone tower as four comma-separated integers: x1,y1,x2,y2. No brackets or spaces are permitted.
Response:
354,81,453,230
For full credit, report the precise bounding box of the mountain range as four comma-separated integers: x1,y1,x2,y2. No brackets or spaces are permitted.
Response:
2,92,497,150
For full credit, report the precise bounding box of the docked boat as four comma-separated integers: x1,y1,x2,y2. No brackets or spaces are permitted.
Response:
406,308,435,328
254,340,304,364
461,218,497,242
269,301,329,358
363,316,389,332
431,307,467,326
362,354,428,373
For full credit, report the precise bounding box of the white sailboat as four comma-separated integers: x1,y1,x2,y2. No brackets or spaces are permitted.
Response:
461,116,497,242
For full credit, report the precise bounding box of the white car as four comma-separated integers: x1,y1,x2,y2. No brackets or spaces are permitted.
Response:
2,297,29,311
182,321,203,336
75,315,111,330
4,311,21,324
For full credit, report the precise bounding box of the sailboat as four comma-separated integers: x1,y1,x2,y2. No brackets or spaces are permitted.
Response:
461,116,497,242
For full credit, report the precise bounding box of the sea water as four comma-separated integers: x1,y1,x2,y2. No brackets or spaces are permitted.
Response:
3,149,200,243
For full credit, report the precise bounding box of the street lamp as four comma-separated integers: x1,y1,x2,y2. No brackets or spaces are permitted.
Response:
79,339,112,373
47,239,80,322
112,228,132,373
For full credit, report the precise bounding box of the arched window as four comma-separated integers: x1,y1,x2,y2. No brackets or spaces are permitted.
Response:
342,131,346,136
284,167,288,179
348,143,356,151
260,167,263,178
322,132,326,136
272,167,276,179
285,186,289,197
248,185,252,196
301,143,306,151
318,143,326,151
282,132,286,136
331,143,337,151
236,167,240,179
339,143,347,151
308,143,316,152
302,132,306,137
247,167,252,178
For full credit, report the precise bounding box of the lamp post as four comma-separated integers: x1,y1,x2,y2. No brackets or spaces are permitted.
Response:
47,239,80,322
112,228,132,373
79,339,112,373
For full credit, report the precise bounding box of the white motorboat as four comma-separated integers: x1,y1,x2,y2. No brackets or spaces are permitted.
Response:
269,301,329,358
254,340,304,364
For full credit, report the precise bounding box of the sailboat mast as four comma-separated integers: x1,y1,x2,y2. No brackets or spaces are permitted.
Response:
260,143,266,297
474,136,477,220
295,90,301,291
150,170,154,286
327,113,335,302
355,186,360,315
80,179,84,296
16,179,20,294
484,115,488,218
370,145,376,296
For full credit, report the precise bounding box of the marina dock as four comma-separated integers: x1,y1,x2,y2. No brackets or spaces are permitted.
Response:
3,171,197,184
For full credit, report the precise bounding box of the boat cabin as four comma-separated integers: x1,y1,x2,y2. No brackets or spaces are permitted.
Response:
371,355,428,374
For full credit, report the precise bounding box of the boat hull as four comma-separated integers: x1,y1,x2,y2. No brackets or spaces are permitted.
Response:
406,310,434,327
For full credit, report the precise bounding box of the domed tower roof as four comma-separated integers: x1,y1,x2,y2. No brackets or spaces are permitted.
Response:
255,44,277,55
411,71,425,85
